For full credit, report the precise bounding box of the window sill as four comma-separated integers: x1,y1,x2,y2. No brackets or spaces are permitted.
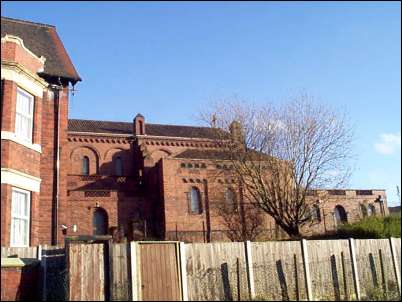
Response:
188,212,203,216
1,131,41,153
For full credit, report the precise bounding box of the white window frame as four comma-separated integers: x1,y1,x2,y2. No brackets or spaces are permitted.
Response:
15,87,34,143
10,187,31,247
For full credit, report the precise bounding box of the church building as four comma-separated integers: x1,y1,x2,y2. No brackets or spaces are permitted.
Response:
1,17,388,246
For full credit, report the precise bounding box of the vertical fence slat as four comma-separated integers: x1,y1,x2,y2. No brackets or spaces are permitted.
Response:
301,239,313,301
179,242,189,301
390,237,401,296
349,238,361,300
130,241,139,301
244,240,256,300
379,249,388,296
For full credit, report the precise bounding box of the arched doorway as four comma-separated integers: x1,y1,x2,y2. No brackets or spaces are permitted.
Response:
367,204,376,216
93,207,108,235
334,205,348,226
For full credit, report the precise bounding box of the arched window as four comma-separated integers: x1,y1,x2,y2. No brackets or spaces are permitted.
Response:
225,188,237,211
311,204,321,222
367,204,376,216
189,187,202,214
360,204,368,217
115,157,123,176
82,156,89,175
334,205,348,225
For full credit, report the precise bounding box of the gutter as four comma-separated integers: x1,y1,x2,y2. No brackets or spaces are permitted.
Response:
50,83,62,245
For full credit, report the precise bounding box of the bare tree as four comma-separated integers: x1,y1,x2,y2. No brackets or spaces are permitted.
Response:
212,187,265,241
201,94,354,239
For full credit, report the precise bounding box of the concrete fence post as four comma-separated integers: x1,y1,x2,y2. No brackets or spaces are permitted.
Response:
389,237,401,297
40,245,47,301
130,241,139,301
301,239,313,301
244,241,256,300
37,245,42,260
349,238,361,300
179,242,189,301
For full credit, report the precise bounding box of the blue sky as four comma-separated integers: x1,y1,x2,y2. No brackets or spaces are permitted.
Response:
2,1,401,206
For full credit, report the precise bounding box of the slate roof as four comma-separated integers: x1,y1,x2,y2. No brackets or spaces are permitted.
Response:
175,147,274,161
174,149,233,160
68,119,132,135
1,16,81,84
68,119,228,140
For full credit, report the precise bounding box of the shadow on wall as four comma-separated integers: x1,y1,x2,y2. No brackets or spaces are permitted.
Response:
14,262,40,301
68,148,158,241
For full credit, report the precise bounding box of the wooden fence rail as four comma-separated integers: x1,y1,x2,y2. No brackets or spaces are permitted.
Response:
1,237,401,301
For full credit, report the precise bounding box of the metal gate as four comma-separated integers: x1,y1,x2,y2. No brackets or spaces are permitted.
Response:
135,242,182,301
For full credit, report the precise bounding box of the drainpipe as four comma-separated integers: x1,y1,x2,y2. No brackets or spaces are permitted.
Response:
51,81,62,245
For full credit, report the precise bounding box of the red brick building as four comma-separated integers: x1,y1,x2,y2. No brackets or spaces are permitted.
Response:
1,17,389,246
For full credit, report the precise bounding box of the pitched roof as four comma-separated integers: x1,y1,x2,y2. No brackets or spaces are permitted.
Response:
1,16,81,84
68,119,132,135
68,119,228,140
174,149,233,160
175,147,274,161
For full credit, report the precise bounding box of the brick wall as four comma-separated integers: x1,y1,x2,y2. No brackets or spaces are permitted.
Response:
1,184,11,246
1,263,40,301
1,39,44,74
1,80,17,132
1,141,41,177
1,39,45,246
39,87,70,245
160,157,389,242
65,134,147,239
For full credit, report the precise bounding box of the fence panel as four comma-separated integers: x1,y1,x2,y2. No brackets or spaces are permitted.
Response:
307,239,354,300
68,243,106,301
251,241,306,301
185,242,248,301
110,243,131,301
1,246,39,258
394,238,401,275
355,239,399,299
138,242,181,301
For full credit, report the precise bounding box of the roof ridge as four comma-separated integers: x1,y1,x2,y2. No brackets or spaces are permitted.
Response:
1,16,55,28
147,122,211,129
69,118,131,124
69,118,211,129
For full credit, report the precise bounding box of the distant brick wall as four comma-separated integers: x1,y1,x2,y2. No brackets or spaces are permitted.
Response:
67,135,132,176
160,157,389,242
1,263,40,301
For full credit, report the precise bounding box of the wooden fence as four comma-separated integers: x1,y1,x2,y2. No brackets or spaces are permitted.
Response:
1,246,41,258
1,237,401,301
109,243,131,301
183,238,401,301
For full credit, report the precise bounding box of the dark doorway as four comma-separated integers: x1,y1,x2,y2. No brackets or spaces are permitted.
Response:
93,207,108,235
334,205,348,225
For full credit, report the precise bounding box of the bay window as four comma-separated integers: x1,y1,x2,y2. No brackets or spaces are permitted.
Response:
10,188,31,247
15,87,34,142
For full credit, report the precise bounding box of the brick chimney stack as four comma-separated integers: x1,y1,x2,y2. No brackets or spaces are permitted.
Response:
133,113,145,136
229,120,244,145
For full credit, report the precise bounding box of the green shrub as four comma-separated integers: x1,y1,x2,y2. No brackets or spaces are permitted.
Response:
337,215,401,239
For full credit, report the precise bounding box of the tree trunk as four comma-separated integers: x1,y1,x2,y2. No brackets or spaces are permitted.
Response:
276,220,302,239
